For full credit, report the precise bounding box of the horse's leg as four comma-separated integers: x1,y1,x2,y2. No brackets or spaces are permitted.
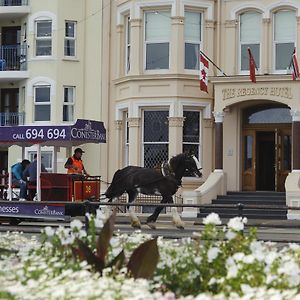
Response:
127,190,141,229
146,195,172,229
171,196,185,230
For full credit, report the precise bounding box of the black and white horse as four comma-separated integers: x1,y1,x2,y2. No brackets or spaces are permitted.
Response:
104,153,202,229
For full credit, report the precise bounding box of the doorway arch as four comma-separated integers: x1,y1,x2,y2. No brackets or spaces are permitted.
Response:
241,103,291,191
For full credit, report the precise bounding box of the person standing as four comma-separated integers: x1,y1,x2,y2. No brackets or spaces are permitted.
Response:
23,154,47,200
11,159,30,201
64,148,89,176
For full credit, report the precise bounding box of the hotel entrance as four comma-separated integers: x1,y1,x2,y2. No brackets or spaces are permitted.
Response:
241,105,291,192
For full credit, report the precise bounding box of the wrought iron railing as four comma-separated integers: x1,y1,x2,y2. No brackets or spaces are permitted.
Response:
0,44,27,71
0,0,28,6
0,112,24,126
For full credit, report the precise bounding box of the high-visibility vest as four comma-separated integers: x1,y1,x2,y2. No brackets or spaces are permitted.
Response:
67,157,84,174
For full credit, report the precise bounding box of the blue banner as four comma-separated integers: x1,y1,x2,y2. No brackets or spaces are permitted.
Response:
0,202,65,220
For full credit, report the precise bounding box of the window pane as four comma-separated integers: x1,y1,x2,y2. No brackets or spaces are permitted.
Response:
183,111,199,142
283,135,291,171
144,111,169,142
274,11,296,41
240,12,261,42
64,40,75,56
146,43,169,69
36,40,52,56
145,11,171,41
63,105,74,122
243,106,292,124
185,43,199,70
276,43,294,70
64,87,74,103
244,135,253,170
65,22,75,37
144,144,168,168
35,87,50,102
241,44,260,70
185,11,201,41
37,21,52,37
35,105,50,121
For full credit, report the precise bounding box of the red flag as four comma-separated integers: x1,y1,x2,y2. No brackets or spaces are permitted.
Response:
291,48,299,80
247,48,257,83
199,54,209,93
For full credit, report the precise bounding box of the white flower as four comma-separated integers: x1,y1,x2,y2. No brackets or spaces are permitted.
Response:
225,230,236,240
207,247,220,263
70,219,84,230
43,226,55,237
227,216,247,231
203,212,222,225
227,264,238,279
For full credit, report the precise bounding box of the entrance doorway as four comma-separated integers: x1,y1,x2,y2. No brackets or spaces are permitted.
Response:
241,105,291,192
242,128,291,191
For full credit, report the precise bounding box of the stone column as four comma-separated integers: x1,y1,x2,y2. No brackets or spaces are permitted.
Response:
168,117,185,157
285,110,300,219
128,117,140,165
205,20,215,75
224,20,237,74
262,18,270,74
128,18,142,76
115,24,124,78
291,110,300,170
170,16,184,73
213,112,224,170
114,120,123,168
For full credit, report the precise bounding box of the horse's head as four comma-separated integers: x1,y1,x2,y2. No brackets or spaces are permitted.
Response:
183,153,202,177
169,153,202,179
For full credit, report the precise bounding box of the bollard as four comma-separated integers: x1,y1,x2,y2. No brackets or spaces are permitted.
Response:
237,202,244,217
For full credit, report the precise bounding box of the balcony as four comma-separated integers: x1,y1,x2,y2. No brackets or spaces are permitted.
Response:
0,0,30,17
0,45,29,81
0,112,24,126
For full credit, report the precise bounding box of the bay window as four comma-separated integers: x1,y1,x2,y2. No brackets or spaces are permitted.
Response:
34,86,51,121
145,11,171,70
185,11,202,70
35,20,52,56
240,12,261,71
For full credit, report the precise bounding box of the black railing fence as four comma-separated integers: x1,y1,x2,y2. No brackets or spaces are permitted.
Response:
0,0,28,6
0,45,27,71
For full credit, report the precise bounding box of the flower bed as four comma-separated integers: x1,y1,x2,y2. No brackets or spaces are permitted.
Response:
1,212,300,300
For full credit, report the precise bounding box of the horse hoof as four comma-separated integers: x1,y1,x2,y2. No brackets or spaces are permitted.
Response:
176,224,185,230
146,222,156,230
131,221,141,229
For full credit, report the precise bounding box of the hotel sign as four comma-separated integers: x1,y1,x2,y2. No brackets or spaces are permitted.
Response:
222,87,293,101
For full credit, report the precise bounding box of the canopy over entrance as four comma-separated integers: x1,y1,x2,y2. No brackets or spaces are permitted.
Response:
0,119,106,146
1,119,106,201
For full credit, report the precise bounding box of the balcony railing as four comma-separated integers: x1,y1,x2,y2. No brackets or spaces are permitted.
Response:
0,44,27,71
0,112,24,126
0,0,28,6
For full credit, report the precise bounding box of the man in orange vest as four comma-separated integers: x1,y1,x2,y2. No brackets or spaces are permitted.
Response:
64,148,89,176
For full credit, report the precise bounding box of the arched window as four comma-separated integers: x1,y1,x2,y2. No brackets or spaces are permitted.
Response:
273,10,296,71
239,11,262,72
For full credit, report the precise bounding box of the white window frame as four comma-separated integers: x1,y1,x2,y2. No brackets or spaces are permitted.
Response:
125,15,131,74
124,112,129,167
63,86,75,122
184,10,202,72
142,109,169,167
35,19,52,57
64,20,76,57
27,149,53,173
144,10,171,72
182,109,201,160
239,11,262,74
273,10,296,73
33,85,51,122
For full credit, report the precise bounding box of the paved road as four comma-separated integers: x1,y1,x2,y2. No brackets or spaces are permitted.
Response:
1,215,300,244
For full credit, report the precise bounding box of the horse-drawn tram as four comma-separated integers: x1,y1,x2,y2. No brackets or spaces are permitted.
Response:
0,119,106,224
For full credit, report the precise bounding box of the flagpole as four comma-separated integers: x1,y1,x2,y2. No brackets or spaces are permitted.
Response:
200,50,227,76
